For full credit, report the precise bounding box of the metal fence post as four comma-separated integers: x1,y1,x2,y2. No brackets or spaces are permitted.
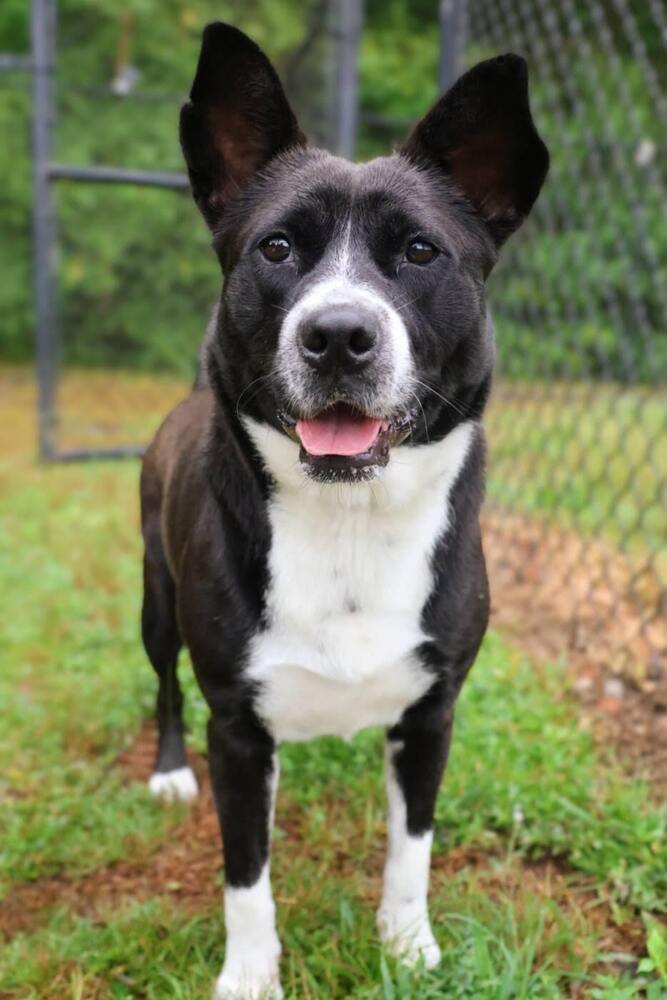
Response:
333,0,363,159
439,0,467,92
30,0,58,461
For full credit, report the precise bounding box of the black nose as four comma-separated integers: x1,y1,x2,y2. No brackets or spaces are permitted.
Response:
299,304,379,374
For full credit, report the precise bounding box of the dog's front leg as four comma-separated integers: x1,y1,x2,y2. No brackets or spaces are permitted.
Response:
208,714,282,1000
377,693,454,970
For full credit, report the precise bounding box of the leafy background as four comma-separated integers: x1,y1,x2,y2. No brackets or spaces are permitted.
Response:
0,0,664,380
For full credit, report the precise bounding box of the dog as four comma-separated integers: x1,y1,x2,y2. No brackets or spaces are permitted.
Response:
140,22,548,998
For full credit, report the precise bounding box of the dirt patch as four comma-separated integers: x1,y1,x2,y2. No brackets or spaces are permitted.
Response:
0,724,313,942
483,508,667,795
0,729,649,982
0,726,221,942
0,818,221,941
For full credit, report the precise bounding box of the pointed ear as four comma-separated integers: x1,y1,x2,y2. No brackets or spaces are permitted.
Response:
180,23,306,230
402,54,549,242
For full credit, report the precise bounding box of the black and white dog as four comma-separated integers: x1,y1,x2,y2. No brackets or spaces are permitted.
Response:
140,23,548,998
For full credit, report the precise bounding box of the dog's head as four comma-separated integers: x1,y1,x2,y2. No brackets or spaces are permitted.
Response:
181,24,548,483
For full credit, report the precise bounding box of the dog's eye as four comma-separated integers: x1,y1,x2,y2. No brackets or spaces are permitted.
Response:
259,235,291,263
406,239,437,265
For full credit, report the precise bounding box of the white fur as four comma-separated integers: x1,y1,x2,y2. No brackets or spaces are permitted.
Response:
377,741,441,968
243,418,475,742
330,217,353,277
215,755,282,1000
276,275,413,414
214,864,282,999
148,766,198,804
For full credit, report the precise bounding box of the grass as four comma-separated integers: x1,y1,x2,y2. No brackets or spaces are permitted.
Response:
1,365,666,998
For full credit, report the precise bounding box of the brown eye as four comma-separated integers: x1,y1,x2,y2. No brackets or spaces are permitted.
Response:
406,239,437,265
260,235,291,263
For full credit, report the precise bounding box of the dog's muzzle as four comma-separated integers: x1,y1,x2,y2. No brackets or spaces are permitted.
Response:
276,279,414,482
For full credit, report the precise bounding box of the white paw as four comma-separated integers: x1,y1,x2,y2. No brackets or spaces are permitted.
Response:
377,902,442,970
213,952,283,999
217,866,282,999
148,766,198,804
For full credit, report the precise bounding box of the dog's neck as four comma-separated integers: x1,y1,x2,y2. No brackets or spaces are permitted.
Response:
242,415,477,514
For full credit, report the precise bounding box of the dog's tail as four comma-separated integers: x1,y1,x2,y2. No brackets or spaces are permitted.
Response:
193,303,219,390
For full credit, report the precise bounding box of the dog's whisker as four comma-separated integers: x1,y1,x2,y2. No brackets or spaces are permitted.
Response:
411,378,469,419
235,374,273,418
409,390,430,445
391,294,422,315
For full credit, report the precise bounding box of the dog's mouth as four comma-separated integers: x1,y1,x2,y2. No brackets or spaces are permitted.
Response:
279,403,411,482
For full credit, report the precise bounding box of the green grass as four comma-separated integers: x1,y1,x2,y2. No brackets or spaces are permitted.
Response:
1,370,667,997
274,639,667,913
5,893,664,1000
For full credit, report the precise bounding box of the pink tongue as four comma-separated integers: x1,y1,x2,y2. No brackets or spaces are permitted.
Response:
296,409,382,457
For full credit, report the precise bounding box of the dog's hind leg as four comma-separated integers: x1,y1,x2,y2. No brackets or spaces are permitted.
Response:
141,509,198,804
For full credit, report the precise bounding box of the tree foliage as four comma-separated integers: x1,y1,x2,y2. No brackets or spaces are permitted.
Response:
0,0,664,381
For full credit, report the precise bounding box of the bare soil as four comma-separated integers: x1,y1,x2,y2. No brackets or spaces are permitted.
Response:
483,509,667,796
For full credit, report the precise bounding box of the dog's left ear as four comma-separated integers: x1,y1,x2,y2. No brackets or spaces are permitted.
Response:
180,23,306,230
402,54,549,243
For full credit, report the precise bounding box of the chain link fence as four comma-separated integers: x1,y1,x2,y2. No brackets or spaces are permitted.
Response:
459,0,666,682
1,0,665,677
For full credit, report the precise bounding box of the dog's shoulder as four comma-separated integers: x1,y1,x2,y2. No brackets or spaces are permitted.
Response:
142,389,214,494
141,388,215,572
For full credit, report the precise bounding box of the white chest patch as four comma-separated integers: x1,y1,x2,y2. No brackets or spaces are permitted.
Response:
243,419,475,742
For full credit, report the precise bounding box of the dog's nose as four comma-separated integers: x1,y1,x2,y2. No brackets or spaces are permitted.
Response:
299,305,379,374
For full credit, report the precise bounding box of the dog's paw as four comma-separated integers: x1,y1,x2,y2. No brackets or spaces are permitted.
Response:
212,956,283,1000
377,901,441,970
148,766,198,804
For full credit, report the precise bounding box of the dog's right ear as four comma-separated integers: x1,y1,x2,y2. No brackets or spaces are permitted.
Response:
180,23,306,230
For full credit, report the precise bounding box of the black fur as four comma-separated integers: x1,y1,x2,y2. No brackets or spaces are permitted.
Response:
140,22,548,985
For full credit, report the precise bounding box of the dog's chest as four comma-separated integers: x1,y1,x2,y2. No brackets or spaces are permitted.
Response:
249,503,435,741
245,422,475,743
